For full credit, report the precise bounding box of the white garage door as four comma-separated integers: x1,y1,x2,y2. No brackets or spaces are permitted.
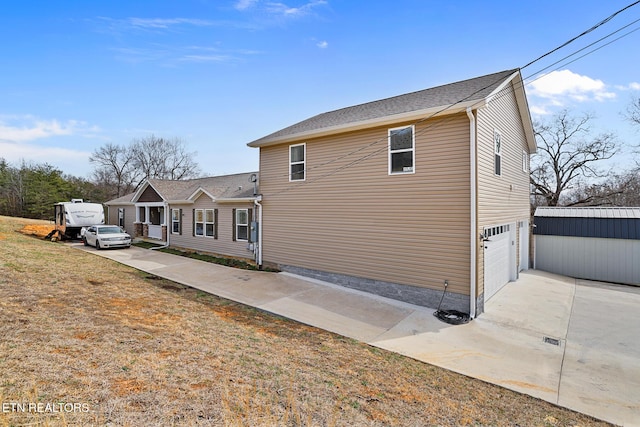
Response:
483,224,514,301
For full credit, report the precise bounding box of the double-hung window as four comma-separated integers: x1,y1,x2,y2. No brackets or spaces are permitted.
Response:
204,209,215,238
289,143,306,181
171,209,181,234
389,125,415,174
194,209,204,236
235,209,249,241
522,150,528,173
494,130,502,176
194,208,215,237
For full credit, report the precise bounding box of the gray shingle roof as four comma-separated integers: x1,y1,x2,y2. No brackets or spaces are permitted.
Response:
105,172,259,205
248,69,519,147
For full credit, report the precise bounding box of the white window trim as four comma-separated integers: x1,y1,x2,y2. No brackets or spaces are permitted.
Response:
494,129,502,177
236,208,249,242
171,208,180,234
204,209,215,238
194,209,204,237
388,125,416,175
522,150,528,173
289,143,306,182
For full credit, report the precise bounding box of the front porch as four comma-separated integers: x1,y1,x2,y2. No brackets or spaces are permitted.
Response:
134,203,168,244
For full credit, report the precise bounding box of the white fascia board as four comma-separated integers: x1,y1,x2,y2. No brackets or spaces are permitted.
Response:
215,197,257,204
487,70,537,154
104,201,134,206
187,187,216,201
130,181,150,203
166,200,194,205
131,180,166,203
247,100,480,148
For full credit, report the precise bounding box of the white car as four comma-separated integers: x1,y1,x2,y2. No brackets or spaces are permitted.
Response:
83,225,131,249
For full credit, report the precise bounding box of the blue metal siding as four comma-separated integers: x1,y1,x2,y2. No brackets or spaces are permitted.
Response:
533,217,640,240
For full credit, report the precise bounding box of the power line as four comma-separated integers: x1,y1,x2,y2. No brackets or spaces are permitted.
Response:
264,3,640,196
521,0,640,70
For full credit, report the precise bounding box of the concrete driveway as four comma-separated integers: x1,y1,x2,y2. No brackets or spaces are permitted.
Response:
77,245,640,426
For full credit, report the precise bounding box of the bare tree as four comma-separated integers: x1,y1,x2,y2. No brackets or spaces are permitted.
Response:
90,136,201,198
530,110,618,206
625,97,640,167
89,143,139,198
626,96,640,126
129,135,201,186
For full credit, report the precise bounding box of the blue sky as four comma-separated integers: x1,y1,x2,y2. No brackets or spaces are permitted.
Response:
1,0,639,178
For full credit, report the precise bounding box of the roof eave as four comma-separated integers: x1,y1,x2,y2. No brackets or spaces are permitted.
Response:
247,100,481,148
130,180,167,203
187,187,217,202
166,200,194,205
104,201,134,206
495,71,536,154
215,197,258,203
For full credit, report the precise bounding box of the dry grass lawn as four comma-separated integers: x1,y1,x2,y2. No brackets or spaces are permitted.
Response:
0,216,611,426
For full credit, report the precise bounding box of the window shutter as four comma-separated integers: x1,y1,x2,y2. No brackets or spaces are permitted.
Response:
179,209,182,235
232,208,236,241
214,209,218,240
248,208,253,242
192,209,195,237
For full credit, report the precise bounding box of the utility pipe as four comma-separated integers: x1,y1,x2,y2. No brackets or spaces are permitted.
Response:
466,107,477,319
254,195,263,268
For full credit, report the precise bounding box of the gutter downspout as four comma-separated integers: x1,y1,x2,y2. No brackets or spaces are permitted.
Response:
254,195,263,268
466,107,477,319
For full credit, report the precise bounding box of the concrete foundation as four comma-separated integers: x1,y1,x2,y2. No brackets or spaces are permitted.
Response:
279,264,472,313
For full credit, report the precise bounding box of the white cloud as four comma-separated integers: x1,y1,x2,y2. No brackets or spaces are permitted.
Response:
235,1,327,20
0,116,99,143
317,40,328,49
235,0,259,10
528,69,616,103
126,17,214,29
0,141,90,165
266,1,327,17
629,82,640,90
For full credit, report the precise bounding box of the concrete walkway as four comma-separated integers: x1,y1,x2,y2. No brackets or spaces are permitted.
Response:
76,244,640,426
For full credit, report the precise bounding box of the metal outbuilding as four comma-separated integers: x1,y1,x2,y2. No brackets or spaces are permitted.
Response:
533,207,640,285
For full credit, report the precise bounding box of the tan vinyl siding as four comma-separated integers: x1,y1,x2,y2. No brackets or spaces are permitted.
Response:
476,81,532,296
259,114,471,295
169,195,255,260
107,206,136,236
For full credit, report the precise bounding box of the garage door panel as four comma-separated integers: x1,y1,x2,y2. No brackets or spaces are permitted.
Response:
484,231,510,300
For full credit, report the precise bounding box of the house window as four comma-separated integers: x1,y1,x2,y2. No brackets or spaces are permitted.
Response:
235,209,249,241
494,130,502,176
205,209,215,238
118,208,125,228
193,209,216,238
389,125,415,174
171,209,181,234
289,143,306,181
522,150,528,173
194,209,204,236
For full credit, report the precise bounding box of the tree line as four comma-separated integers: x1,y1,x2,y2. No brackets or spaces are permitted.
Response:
1,99,639,221
0,136,200,220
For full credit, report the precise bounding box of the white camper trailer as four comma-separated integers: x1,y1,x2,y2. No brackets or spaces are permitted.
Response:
54,199,105,239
